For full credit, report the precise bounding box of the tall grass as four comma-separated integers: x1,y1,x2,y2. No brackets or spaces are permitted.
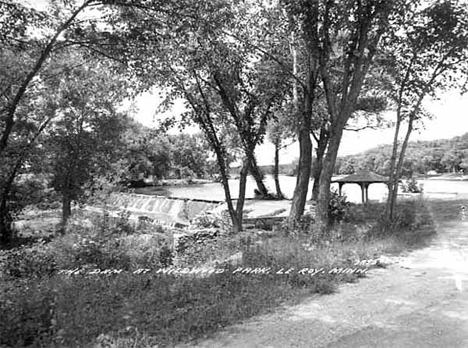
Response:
0,199,436,348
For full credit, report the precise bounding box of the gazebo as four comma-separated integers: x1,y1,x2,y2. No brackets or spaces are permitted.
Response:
331,170,389,203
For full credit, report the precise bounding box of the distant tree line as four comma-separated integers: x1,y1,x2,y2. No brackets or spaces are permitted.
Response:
335,133,468,177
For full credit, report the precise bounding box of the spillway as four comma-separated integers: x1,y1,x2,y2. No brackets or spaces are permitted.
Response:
108,193,222,226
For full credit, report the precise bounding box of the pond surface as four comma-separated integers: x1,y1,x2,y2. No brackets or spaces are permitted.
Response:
159,175,468,203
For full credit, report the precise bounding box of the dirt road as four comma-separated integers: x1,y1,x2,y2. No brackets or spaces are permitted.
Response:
177,199,468,348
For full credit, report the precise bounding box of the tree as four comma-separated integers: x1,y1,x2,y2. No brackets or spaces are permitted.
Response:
106,0,290,231
441,148,463,173
274,0,398,228
43,59,131,229
385,0,468,220
0,37,71,244
169,133,212,179
0,0,136,245
267,101,297,199
285,0,401,230
262,2,321,223
0,0,102,156
121,122,172,184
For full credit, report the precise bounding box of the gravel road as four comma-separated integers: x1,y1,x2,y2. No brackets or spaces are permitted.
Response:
176,199,468,348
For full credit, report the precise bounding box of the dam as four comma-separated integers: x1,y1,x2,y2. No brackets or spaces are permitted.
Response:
107,193,223,227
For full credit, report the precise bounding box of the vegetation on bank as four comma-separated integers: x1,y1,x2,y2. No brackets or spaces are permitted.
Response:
0,198,435,348
242,132,468,180
336,132,468,177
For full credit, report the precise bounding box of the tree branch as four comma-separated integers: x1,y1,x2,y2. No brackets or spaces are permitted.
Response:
0,0,95,155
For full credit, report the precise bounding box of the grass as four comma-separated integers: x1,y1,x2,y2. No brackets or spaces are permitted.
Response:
0,198,437,348
426,197,468,221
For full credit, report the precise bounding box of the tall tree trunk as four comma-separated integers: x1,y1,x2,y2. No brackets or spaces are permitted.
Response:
0,155,26,246
288,30,314,223
387,115,415,220
0,195,13,246
311,128,328,201
385,53,420,221
289,88,313,222
247,151,269,196
315,123,345,230
234,159,250,232
0,117,53,245
385,113,402,221
61,192,72,232
273,140,284,199
0,175,15,246
289,128,313,221
214,148,240,232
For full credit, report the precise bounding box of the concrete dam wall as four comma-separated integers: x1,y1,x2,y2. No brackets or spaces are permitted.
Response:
108,193,222,226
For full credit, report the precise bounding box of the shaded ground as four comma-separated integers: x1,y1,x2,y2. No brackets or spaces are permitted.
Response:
176,198,468,348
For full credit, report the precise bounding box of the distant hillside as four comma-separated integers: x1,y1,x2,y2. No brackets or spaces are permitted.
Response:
335,133,468,176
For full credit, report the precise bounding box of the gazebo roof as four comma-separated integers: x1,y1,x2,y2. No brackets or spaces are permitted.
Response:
331,170,389,183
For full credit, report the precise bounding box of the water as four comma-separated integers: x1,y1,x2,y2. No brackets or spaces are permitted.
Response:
162,175,302,201
109,177,468,226
421,178,468,196
161,175,386,203
160,175,468,203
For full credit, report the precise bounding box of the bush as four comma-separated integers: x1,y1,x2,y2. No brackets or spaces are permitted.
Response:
191,209,232,231
175,229,242,267
328,189,352,223
401,177,423,193
40,210,174,271
369,200,432,240
2,241,57,279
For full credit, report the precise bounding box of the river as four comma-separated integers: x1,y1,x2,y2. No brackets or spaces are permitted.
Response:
156,175,468,203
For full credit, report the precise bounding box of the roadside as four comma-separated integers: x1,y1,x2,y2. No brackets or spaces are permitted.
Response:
176,198,468,348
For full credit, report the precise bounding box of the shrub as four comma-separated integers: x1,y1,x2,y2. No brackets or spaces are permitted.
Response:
191,209,232,231
369,200,432,240
176,229,222,266
401,177,424,193
158,245,174,267
2,241,57,279
328,189,352,223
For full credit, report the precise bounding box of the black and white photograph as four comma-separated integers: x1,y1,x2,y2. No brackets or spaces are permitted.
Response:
1,0,468,347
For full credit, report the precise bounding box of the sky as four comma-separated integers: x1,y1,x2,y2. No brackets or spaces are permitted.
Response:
133,89,468,165
22,0,468,165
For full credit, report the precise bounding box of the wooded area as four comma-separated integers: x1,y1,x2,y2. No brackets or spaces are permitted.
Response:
336,133,468,176
1,0,468,245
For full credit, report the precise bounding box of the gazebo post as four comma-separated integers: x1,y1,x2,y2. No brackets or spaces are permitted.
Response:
359,183,365,203
338,183,344,196
364,183,370,203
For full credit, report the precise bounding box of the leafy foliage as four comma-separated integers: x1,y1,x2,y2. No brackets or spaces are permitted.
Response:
382,0,468,219
43,59,131,221
337,132,468,176
328,190,353,224
401,177,423,193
